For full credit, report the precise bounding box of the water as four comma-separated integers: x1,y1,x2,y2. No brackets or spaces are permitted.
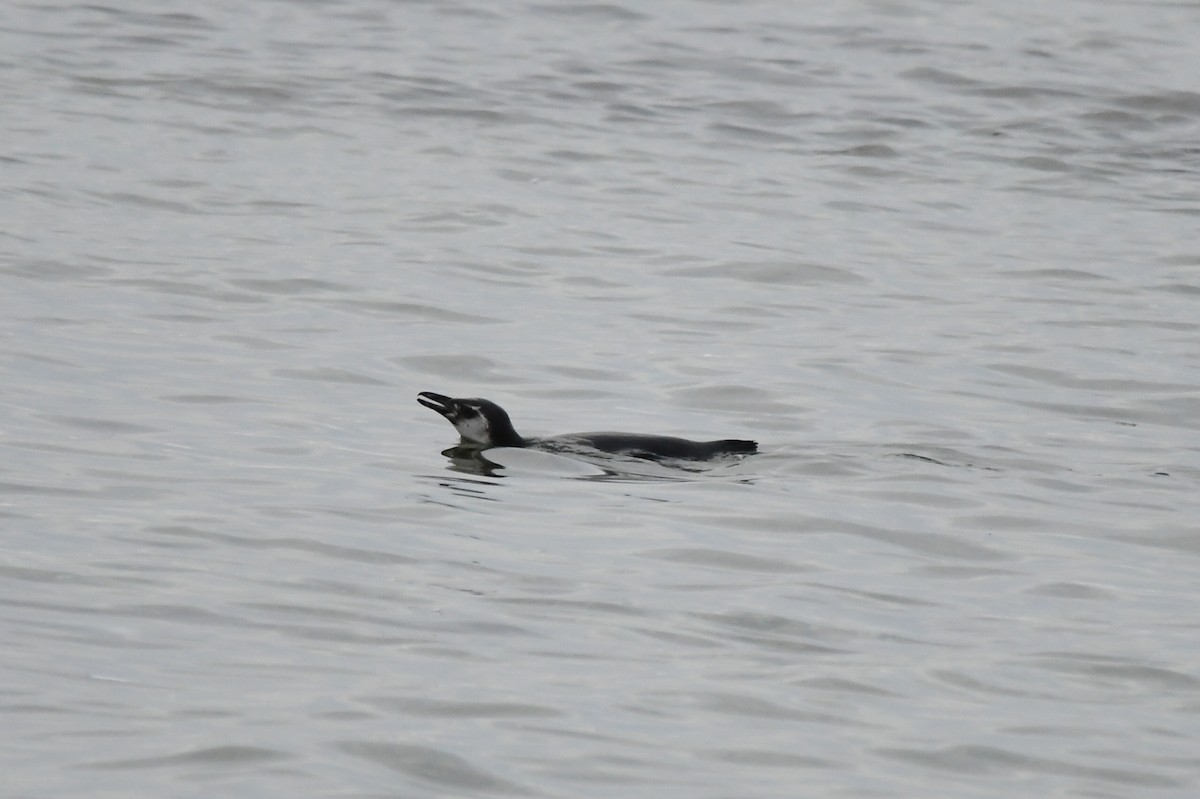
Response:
3,0,1199,796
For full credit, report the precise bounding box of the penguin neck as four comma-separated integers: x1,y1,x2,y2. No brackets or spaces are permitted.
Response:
477,413,526,449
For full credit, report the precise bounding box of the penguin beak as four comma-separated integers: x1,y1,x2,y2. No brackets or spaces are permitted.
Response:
417,391,456,419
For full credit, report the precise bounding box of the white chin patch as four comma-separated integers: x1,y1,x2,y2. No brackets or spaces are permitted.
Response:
454,415,492,445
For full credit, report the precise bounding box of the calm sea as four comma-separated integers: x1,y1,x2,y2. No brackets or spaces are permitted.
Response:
3,1,1199,796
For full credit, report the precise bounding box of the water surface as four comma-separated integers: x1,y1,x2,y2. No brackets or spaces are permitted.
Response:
3,1,1199,797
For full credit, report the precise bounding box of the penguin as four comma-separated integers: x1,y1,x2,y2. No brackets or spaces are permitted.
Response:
418,392,757,462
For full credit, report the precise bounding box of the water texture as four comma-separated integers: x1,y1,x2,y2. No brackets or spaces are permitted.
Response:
2,0,1199,797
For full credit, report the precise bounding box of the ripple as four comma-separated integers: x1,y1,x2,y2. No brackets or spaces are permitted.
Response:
877,744,1182,787
84,745,289,770
665,261,865,286
337,741,528,794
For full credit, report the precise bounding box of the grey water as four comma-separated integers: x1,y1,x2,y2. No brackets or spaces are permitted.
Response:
3,0,1199,796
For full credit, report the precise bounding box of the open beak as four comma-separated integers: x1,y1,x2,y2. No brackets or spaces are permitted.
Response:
417,391,456,419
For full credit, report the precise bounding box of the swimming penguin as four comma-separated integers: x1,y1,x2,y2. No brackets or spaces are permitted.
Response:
418,391,757,461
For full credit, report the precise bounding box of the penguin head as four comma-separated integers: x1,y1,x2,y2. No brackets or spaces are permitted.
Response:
417,392,523,448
